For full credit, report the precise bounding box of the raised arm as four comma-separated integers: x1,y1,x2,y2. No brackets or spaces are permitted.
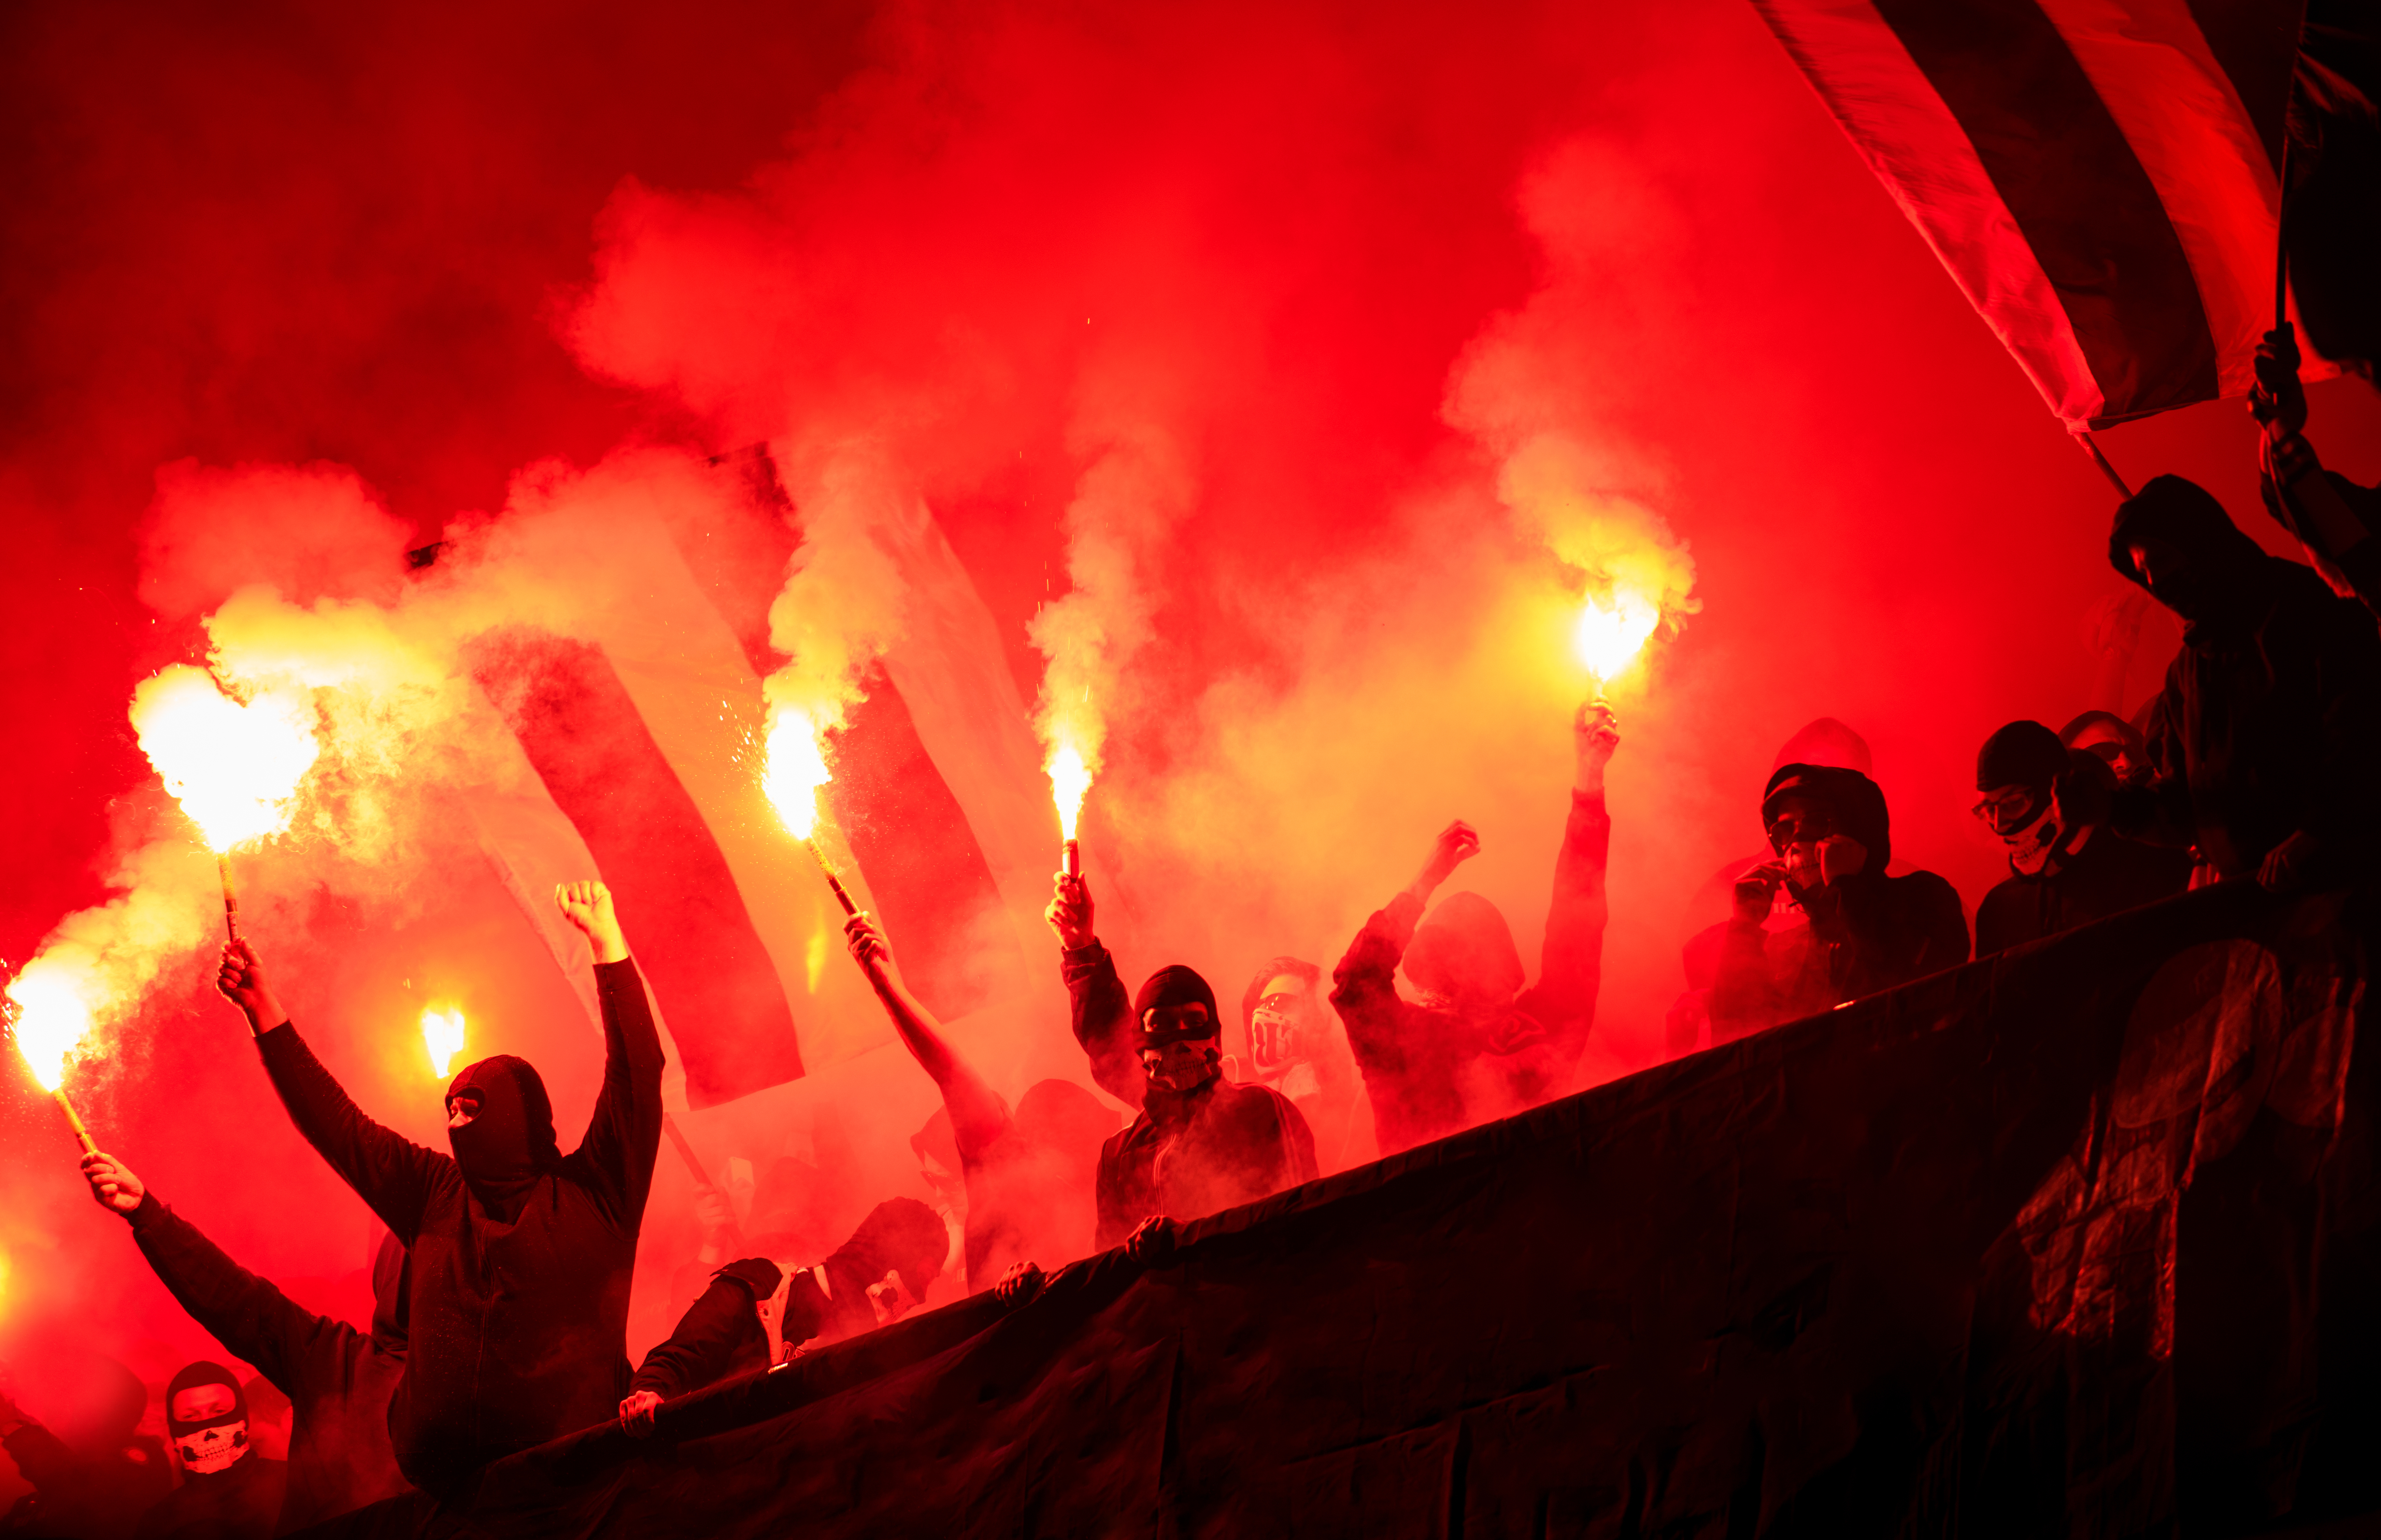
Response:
1522,702,1617,1070
1046,872,1142,1105
225,941,447,1241
844,914,1012,1160
1329,821,1479,1155
83,1152,350,1397
556,881,666,1228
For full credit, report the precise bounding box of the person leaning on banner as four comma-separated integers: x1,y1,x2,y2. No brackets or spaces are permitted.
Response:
217,880,663,1500
1044,879,1317,1252
2249,325,2381,616
1970,721,2191,957
2107,473,2381,891
76,1150,411,1534
616,1198,951,1436
1708,764,1968,1042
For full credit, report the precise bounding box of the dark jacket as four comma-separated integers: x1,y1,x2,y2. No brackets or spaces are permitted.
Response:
134,1456,286,1540
123,1195,408,1534
1975,827,2194,956
256,957,663,1497
628,1259,794,1400
2109,475,2381,880
1708,766,1968,1041
0,1422,169,1540
2262,461,2381,617
1330,789,1611,1154
1065,945,1319,1247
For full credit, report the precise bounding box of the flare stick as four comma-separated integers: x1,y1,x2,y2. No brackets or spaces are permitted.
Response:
1063,838,1080,878
217,853,242,941
53,1087,97,1157
804,838,860,916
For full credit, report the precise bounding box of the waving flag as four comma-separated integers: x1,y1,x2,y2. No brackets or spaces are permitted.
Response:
1752,0,2309,430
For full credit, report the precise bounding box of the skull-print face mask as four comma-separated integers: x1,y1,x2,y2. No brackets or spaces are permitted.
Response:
165,1361,252,1477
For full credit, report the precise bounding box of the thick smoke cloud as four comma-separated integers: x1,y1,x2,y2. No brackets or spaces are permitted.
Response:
7,0,2381,1499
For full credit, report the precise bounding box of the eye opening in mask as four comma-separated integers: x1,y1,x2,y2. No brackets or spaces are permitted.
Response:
1971,786,2047,837
1765,809,1836,853
445,1088,485,1125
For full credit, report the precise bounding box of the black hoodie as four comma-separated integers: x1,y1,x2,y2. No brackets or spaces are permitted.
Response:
2108,474,2381,880
1707,764,1968,1040
255,957,663,1498
123,1196,409,1534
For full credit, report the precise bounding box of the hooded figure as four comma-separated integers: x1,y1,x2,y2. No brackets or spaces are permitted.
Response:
2061,710,2153,790
1706,764,1968,1041
1332,705,1616,1153
103,1154,412,1534
1972,721,2191,956
136,1363,285,1540
2107,475,2381,886
233,884,663,1500
1239,956,1358,1167
622,1198,951,1427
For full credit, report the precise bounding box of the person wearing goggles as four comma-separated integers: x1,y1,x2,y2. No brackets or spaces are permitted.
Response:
1971,721,2189,957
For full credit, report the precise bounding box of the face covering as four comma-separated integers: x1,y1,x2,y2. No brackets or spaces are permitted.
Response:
444,1054,559,1204
165,1362,251,1477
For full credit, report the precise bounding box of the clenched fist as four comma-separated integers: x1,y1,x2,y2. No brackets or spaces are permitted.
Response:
555,881,629,965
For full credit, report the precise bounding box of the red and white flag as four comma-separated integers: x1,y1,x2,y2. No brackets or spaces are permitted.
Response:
1752,0,2312,429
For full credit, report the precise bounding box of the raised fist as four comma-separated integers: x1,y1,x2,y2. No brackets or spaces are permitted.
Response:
554,881,629,965
1045,872,1096,952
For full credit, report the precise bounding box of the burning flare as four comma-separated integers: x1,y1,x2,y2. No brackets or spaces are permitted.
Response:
761,710,835,841
131,665,320,852
1048,743,1092,842
1571,590,1661,690
5,959,95,1093
421,1006,467,1081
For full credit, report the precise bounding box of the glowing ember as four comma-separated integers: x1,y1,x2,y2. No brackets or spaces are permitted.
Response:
762,710,835,840
131,665,320,852
1571,591,1660,687
1048,743,1093,840
5,959,96,1093
421,1006,467,1080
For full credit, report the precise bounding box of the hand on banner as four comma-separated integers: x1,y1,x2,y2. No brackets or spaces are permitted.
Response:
618,1389,663,1437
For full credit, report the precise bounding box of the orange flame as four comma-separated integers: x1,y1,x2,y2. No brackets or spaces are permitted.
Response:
5,959,96,1093
762,710,834,841
1571,590,1660,687
130,665,320,852
1047,742,1092,840
421,1006,466,1080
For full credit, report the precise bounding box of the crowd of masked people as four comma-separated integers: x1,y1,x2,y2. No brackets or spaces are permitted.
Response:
5,330,2379,1538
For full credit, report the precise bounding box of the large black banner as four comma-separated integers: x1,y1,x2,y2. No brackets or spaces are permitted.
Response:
310,884,2378,1537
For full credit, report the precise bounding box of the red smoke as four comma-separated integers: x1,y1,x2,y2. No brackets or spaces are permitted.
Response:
5,0,2380,1491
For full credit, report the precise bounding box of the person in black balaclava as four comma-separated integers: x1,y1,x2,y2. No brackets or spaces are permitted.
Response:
1331,700,1619,1154
617,1197,949,1434
2061,709,2154,790
1708,763,1968,1041
1043,884,1318,1249
214,880,662,1501
77,1149,410,1534
134,1363,285,1540
1970,720,2192,957
2108,474,2381,888
840,913,1116,1293
0,1356,168,1540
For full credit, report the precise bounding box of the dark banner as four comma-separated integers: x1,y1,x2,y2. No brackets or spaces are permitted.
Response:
311,884,2378,1538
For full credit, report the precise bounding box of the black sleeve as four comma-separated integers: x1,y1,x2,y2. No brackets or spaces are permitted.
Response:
1519,789,1611,1070
629,1259,777,1399
2108,683,2198,849
570,957,667,1228
125,1193,357,1400
256,1022,450,1242
1062,943,1142,1106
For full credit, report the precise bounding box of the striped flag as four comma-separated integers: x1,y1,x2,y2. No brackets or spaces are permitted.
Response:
1751,0,2312,429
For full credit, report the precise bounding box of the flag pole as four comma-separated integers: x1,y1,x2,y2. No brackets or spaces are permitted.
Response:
2079,432,2132,499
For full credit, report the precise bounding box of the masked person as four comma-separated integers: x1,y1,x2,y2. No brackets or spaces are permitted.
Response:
2108,475,2381,889
134,1364,285,1540
217,880,663,1500
1238,958,1358,1169
0,1358,168,1540
2249,325,2381,614
77,1151,409,1535
617,1198,947,1435
2060,709,2153,790
1330,701,1618,1154
844,913,1115,1291
1971,721,2192,957
1044,886,1319,1250
1708,764,1968,1041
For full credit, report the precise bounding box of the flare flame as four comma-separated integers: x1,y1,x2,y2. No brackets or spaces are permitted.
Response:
1571,590,1661,688
762,710,835,841
5,959,97,1094
1048,742,1093,841
130,665,320,852
422,1006,467,1081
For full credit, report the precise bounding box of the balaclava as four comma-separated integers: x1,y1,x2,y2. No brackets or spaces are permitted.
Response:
1132,966,1222,1047
369,1230,410,1356
2108,474,2269,626
1405,894,1525,1008
1241,956,1322,1077
165,1361,250,1477
444,1054,559,1208
1762,763,1894,875
1976,721,2083,875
